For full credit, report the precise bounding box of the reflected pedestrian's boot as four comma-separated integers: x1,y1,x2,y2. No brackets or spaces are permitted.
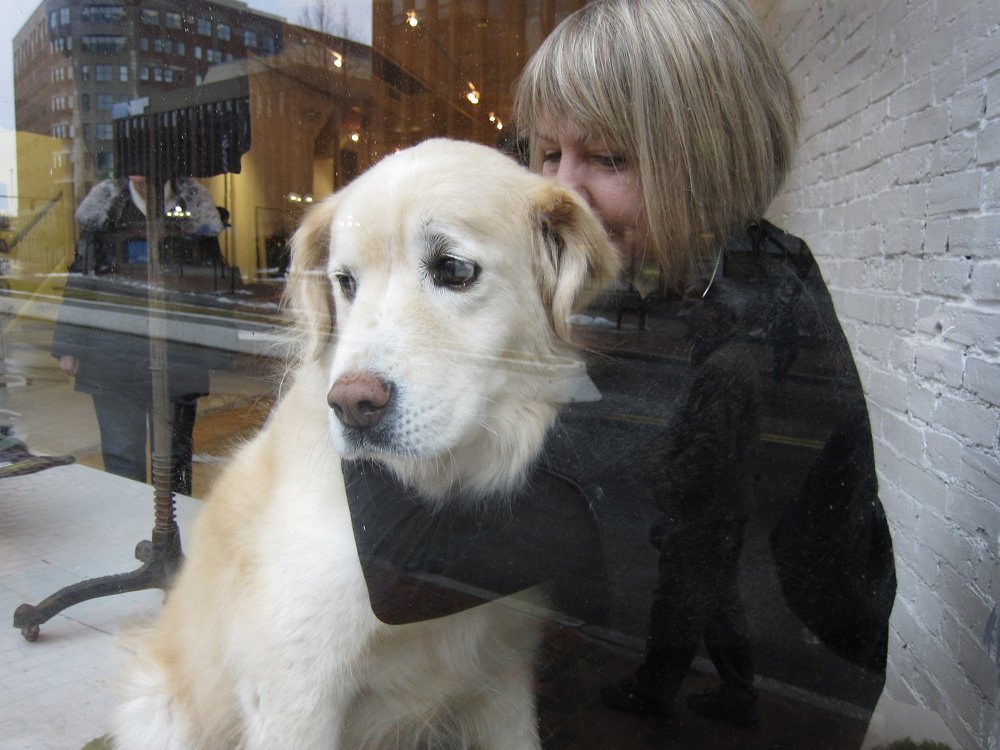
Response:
686,687,759,729
601,677,669,718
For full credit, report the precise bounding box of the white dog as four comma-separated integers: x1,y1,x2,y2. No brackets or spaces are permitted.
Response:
111,139,619,750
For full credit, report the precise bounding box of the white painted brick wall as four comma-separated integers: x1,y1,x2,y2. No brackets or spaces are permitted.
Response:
750,1,1000,748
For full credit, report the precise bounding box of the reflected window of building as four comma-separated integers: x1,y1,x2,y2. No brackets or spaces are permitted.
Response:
141,8,160,25
217,23,230,41
95,150,114,175
196,17,212,36
165,11,182,30
82,34,127,53
81,5,125,24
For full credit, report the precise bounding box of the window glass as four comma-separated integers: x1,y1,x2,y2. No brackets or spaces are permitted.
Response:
95,149,114,175
6,2,987,750
81,5,125,24
81,34,127,53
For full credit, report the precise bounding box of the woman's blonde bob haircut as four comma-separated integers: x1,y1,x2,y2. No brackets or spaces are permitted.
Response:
514,0,800,291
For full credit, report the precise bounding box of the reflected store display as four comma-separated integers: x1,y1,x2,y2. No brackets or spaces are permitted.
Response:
1,2,992,750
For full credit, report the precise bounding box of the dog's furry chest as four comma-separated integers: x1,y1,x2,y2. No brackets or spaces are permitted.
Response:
340,599,543,749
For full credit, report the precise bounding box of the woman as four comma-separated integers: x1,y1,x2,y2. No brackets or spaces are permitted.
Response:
514,0,895,736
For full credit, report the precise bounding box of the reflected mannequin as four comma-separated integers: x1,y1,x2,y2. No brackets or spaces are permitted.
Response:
52,175,224,494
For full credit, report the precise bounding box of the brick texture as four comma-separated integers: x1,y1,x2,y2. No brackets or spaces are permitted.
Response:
750,1,1000,747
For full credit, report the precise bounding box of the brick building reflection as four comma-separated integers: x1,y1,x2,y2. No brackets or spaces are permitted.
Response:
11,0,585,282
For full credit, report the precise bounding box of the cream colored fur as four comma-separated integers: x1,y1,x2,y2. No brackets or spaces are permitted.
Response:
111,139,618,749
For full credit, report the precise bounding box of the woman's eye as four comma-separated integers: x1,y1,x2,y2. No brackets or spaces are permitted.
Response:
593,153,627,169
334,272,357,300
429,255,480,289
541,150,561,163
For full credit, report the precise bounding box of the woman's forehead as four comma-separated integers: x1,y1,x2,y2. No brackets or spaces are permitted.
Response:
535,116,617,148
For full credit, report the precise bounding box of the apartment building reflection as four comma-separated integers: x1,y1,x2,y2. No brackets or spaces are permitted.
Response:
11,0,585,282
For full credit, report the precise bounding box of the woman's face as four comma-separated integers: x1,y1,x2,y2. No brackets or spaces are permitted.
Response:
535,121,650,265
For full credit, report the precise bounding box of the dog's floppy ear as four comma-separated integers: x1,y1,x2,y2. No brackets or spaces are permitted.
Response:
285,194,338,359
531,182,621,344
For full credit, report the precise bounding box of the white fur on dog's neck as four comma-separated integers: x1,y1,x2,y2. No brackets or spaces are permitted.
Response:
376,396,559,503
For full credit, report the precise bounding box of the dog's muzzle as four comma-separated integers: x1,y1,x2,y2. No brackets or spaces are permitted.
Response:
328,372,394,430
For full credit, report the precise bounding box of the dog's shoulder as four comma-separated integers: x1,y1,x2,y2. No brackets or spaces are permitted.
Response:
198,360,338,524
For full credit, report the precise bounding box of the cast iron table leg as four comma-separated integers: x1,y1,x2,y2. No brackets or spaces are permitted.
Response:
13,523,182,642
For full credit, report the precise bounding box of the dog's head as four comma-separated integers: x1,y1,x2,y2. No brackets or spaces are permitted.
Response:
287,139,619,498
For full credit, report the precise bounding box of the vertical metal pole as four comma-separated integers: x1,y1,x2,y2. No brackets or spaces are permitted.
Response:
144,135,181,555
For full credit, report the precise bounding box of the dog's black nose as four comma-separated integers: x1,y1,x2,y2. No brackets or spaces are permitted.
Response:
328,372,393,429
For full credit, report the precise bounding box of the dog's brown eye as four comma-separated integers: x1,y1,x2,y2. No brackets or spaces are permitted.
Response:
335,272,357,300
429,255,479,289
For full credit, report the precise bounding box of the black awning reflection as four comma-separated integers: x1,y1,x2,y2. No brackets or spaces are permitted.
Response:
113,77,251,179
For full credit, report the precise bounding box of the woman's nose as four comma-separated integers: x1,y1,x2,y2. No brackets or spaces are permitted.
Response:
554,157,593,206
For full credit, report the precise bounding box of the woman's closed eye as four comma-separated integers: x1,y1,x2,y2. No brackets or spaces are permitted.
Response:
542,149,626,170
591,152,627,170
